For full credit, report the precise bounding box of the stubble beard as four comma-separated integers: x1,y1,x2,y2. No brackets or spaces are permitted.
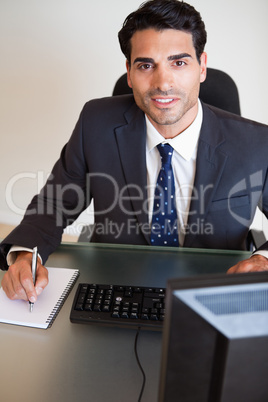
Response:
136,89,196,127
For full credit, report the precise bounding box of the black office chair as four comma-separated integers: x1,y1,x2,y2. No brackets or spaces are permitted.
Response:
112,67,241,115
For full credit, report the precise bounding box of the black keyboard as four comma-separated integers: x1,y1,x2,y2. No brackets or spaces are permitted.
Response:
70,283,166,331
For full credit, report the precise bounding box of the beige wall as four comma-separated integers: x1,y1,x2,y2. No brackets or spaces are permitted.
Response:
1,0,268,237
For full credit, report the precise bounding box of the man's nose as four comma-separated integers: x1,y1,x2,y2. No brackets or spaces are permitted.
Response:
152,65,174,92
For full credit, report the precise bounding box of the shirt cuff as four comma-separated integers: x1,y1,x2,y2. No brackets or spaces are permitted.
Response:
252,250,268,259
7,246,43,266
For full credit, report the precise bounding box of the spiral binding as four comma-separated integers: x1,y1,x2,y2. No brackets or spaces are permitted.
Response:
45,270,80,328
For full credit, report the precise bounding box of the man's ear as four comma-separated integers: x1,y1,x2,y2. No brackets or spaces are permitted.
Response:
126,60,133,88
200,52,207,83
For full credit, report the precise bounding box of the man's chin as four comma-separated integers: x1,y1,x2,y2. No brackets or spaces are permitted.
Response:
147,112,182,127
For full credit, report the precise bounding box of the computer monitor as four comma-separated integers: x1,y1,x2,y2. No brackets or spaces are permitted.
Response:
158,272,268,402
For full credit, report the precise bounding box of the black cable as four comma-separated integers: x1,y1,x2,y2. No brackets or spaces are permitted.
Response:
134,326,146,402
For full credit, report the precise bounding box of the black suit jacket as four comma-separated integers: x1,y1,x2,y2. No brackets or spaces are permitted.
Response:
1,95,268,268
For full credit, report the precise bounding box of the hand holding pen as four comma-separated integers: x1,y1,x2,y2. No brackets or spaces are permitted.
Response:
1,249,49,303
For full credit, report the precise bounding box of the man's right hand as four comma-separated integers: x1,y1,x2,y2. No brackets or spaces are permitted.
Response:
1,251,49,302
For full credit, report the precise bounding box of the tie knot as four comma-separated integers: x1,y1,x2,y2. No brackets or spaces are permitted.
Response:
157,143,173,167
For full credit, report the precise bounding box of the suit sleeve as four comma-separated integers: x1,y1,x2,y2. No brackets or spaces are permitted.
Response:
0,105,91,269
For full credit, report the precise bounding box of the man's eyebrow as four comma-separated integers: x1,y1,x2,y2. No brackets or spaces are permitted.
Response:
133,57,155,65
168,53,192,61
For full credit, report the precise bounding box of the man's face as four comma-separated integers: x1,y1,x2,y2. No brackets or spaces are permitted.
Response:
126,29,207,138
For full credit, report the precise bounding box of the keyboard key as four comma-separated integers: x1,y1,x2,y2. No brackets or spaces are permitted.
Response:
141,314,149,320
75,303,84,311
84,304,93,311
97,289,104,294
78,293,86,301
99,285,113,290
144,292,165,298
142,308,149,314
112,312,120,318
115,286,124,292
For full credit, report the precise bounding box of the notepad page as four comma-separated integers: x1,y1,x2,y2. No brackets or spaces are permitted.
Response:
0,267,79,329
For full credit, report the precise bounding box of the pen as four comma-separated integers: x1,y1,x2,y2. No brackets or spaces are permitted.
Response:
29,246,38,312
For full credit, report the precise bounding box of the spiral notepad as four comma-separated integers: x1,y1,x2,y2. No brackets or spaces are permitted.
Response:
0,267,79,329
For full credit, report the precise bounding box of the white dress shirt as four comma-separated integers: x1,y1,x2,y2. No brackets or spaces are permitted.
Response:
146,99,202,245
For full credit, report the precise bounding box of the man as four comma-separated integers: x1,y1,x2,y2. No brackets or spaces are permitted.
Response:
1,0,268,304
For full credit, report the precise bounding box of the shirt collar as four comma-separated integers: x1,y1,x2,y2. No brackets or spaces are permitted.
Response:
146,99,203,161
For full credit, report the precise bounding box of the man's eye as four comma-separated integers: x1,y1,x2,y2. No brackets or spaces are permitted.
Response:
174,60,186,67
139,64,152,70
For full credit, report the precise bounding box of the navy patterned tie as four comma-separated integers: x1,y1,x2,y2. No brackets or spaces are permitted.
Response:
151,143,179,246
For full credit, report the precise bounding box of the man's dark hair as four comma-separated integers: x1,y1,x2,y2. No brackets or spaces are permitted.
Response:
118,0,207,64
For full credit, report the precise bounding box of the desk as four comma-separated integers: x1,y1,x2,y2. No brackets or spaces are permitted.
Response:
0,243,250,402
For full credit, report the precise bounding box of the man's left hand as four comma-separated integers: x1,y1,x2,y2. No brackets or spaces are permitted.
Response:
227,254,268,274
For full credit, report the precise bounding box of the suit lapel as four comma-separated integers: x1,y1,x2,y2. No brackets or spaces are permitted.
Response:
114,103,150,243
184,104,228,247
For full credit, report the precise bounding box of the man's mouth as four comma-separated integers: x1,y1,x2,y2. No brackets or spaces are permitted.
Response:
152,97,178,107
155,98,174,103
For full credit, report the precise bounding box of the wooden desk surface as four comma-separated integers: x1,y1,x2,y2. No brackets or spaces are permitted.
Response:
0,243,250,402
